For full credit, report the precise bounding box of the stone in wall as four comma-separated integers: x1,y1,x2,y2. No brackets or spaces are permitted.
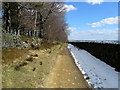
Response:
2,31,42,49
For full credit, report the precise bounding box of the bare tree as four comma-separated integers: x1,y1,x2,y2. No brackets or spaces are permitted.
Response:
2,2,68,42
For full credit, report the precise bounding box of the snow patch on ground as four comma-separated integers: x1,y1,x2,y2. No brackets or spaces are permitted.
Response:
68,44,118,89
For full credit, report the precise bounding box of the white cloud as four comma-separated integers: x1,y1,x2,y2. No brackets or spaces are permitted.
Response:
67,27,77,31
63,5,77,12
89,16,119,28
69,28,118,40
85,0,104,5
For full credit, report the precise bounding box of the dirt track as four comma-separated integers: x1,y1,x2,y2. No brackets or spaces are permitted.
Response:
2,44,91,88
43,44,91,88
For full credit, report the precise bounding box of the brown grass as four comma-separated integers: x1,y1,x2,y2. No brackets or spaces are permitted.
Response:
30,43,58,50
2,48,29,64
2,44,62,88
20,36,37,42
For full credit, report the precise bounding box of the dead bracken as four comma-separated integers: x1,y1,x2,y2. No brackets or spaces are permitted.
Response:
34,54,38,57
19,62,28,66
30,54,38,57
33,67,36,71
15,62,28,71
15,66,20,71
26,57,34,62
40,61,42,65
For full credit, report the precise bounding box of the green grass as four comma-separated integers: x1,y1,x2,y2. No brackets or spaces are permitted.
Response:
2,32,64,87
2,44,63,88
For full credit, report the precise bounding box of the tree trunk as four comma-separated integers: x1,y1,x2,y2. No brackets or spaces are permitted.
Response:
34,10,37,36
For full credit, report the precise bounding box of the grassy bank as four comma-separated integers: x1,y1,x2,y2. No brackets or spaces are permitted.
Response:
2,42,63,88
2,48,29,64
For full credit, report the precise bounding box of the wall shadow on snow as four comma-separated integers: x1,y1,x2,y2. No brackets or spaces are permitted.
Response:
69,42,120,72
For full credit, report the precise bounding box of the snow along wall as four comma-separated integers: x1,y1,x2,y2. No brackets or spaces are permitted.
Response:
69,42,120,72
68,44,118,89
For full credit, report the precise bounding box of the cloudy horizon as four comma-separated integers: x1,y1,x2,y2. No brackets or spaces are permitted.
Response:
65,1,118,41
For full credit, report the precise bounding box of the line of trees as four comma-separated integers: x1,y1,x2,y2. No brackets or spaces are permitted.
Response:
2,2,68,42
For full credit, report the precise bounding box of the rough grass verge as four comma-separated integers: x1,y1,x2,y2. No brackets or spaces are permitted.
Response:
2,48,29,64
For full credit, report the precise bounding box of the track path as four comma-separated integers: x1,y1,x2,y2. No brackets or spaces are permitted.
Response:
43,44,91,88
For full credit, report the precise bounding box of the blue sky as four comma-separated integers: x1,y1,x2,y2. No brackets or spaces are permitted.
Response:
0,2,118,40
65,2,118,40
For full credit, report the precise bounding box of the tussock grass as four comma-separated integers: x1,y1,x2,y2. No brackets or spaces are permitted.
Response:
30,43,60,50
2,35,64,88
20,36,37,42
2,43,63,88
2,48,29,64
